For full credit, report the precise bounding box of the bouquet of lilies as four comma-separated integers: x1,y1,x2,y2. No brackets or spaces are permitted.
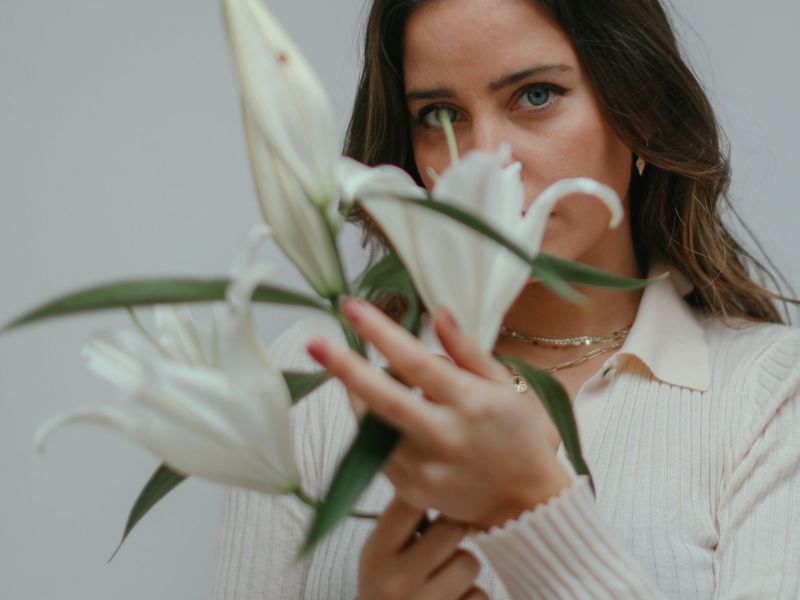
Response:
2,0,659,559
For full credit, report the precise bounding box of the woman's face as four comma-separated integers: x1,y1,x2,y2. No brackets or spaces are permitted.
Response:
403,0,633,262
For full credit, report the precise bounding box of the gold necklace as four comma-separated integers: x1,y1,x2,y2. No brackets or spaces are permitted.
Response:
498,320,633,349
495,338,628,393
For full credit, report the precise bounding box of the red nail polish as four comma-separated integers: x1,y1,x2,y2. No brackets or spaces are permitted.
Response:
342,298,364,323
306,340,329,363
442,307,459,330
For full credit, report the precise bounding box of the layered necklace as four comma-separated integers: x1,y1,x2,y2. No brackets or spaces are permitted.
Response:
494,320,633,392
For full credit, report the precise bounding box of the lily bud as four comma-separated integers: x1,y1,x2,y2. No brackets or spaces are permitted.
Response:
223,0,345,297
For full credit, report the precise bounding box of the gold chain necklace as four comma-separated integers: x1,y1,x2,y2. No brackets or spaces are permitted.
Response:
500,341,625,392
498,320,632,349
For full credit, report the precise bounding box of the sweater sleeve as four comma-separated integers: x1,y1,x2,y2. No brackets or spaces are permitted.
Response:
472,475,664,599
210,316,338,600
713,328,800,599
473,328,800,600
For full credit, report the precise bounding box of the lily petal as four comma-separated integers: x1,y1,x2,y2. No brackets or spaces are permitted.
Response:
519,177,623,254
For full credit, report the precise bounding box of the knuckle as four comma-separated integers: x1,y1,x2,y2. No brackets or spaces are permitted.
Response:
435,429,465,459
417,462,442,488
462,397,497,422
383,399,403,421
399,353,431,379
398,483,426,509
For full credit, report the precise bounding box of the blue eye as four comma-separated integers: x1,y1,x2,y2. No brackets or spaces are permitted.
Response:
519,84,557,110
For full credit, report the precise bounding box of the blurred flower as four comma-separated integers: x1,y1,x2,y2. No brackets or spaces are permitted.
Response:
223,0,345,298
339,145,623,351
35,224,301,495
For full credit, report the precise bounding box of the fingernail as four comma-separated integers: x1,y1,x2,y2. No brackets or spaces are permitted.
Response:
441,307,459,330
306,340,329,363
342,297,364,324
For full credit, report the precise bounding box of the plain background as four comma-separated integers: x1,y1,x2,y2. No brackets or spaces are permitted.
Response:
1,1,798,598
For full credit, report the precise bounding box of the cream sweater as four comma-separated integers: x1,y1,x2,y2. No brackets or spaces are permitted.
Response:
211,266,800,599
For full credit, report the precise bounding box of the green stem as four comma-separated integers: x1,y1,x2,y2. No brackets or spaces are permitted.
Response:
293,487,379,520
318,203,350,299
331,298,368,358
438,109,459,165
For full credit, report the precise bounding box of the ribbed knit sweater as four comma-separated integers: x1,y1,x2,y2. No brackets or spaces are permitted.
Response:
211,265,800,599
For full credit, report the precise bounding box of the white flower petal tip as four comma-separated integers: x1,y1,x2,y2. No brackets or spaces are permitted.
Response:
505,161,522,177
532,178,624,229
34,414,75,455
33,405,135,455
33,419,58,455
248,222,274,243
226,224,281,312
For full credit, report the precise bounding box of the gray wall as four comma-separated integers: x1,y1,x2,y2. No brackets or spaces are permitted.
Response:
0,1,797,598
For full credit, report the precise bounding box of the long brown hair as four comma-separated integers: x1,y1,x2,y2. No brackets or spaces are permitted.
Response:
342,0,798,325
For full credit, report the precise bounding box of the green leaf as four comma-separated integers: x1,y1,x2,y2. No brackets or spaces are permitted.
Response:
358,196,660,305
1,278,329,332
300,413,399,556
356,252,421,335
495,355,594,492
529,261,587,305
108,464,186,562
534,254,668,289
371,194,535,263
284,370,330,404
355,252,402,295
361,195,585,304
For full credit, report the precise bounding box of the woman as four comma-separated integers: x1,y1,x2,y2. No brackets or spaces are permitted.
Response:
213,0,800,598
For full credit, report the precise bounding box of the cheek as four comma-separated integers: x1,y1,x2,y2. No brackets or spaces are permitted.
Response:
522,105,630,192
518,100,633,259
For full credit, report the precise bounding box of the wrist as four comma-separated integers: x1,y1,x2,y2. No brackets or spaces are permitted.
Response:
477,462,573,530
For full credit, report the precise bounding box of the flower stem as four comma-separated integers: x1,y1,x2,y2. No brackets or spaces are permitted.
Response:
293,487,378,520
330,296,368,358
438,109,459,165
317,203,350,299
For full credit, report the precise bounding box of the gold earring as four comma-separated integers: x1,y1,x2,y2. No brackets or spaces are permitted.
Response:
636,156,647,177
635,155,646,176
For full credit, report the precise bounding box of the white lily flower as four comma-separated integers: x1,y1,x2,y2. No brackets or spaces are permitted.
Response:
223,0,345,298
35,224,302,495
339,145,623,351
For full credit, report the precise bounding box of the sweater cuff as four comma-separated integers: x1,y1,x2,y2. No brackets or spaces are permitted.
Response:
472,476,661,599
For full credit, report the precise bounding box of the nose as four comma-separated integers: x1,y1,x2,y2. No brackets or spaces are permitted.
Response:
464,114,506,152
460,114,514,165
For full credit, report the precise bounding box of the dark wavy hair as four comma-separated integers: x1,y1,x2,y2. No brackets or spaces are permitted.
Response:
342,0,798,324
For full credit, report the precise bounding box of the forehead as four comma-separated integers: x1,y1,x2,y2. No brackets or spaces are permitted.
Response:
403,0,577,86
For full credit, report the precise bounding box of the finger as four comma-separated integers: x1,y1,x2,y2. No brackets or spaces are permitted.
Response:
306,336,448,441
364,493,428,560
340,297,472,404
458,586,489,600
401,517,471,578
433,306,509,383
415,549,482,600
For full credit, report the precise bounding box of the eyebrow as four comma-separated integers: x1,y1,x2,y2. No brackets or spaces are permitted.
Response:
405,64,573,102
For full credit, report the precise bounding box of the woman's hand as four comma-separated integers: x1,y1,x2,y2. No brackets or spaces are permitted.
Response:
357,492,487,600
306,297,572,530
